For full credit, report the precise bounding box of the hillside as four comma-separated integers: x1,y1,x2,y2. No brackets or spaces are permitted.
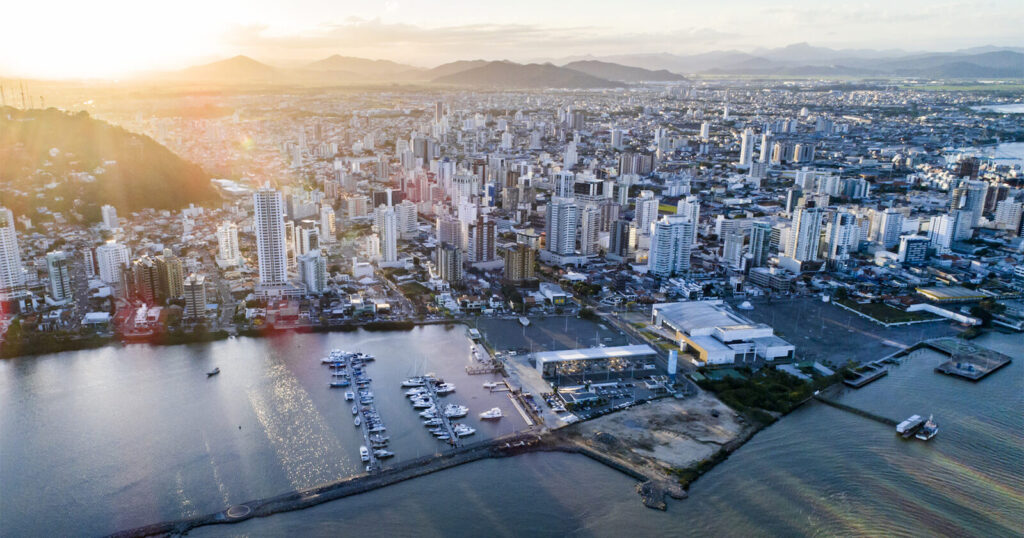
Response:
0,107,218,222
563,60,684,82
305,55,423,78
432,61,623,88
176,55,283,84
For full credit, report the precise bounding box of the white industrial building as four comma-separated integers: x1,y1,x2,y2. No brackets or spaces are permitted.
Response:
651,300,794,365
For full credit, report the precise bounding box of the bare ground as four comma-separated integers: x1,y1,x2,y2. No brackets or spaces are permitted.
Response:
556,392,751,478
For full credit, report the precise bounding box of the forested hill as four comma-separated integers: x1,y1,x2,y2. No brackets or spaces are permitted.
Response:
0,107,218,222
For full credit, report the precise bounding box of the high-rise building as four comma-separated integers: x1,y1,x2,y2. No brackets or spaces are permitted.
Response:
46,251,72,304
675,195,700,243
898,236,929,265
320,205,336,243
749,221,772,267
156,249,184,301
738,128,754,167
374,205,399,262
610,129,624,150
647,215,694,278
929,212,963,254
216,222,241,267
100,204,118,229
824,212,859,264
554,171,575,198
95,240,130,285
0,208,27,305
722,231,745,269
396,199,418,239
994,199,1023,234
579,206,600,256
787,207,824,262
297,250,327,294
297,220,319,256
130,256,160,304
436,242,464,285
950,180,987,229
503,243,536,284
545,197,579,256
254,187,289,288
466,215,496,263
83,248,96,278
608,220,636,260
183,273,207,319
634,190,659,236
785,188,804,215
879,208,904,249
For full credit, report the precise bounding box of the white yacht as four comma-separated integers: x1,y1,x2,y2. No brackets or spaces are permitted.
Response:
479,407,503,420
345,391,355,401
401,377,427,388
444,404,469,418
354,417,361,427
435,383,456,395
359,446,370,462
482,382,499,390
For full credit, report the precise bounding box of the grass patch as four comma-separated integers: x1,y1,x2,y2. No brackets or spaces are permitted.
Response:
398,281,432,298
695,366,845,424
836,299,934,323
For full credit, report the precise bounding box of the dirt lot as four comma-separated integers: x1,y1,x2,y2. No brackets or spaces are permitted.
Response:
561,393,751,476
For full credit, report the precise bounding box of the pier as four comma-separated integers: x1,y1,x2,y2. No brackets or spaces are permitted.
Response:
813,394,897,427
424,379,460,447
843,362,889,388
108,429,688,538
924,338,1013,381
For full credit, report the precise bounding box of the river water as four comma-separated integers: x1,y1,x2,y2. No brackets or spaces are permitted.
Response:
1,330,1021,536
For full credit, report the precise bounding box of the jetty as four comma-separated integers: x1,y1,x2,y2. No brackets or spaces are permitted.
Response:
813,394,897,427
107,431,684,538
924,338,1012,381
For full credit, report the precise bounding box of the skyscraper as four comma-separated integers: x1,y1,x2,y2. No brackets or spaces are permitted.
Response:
738,128,754,167
824,211,859,264
545,197,579,256
608,220,635,260
879,208,904,249
100,204,118,229
634,190,659,236
0,208,26,306
749,221,772,267
95,240,130,285
297,250,327,294
675,195,701,244
898,236,929,265
436,242,464,285
46,251,72,305
216,221,241,267
647,215,694,278
579,206,600,256
320,205,336,243
254,187,289,289
466,214,496,263
183,273,207,319
787,207,824,262
374,205,399,262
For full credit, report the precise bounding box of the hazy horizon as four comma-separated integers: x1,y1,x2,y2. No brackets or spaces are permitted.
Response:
2,0,1022,79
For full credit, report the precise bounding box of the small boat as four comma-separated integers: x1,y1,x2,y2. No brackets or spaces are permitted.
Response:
360,446,370,462
435,383,456,395
435,434,450,441
916,415,938,441
405,388,428,398
444,404,469,418
401,377,426,388
206,367,220,377
453,424,476,437
482,381,499,390
354,417,361,427
351,405,359,415
479,407,503,420
412,399,434,409
423,418,443,427
373,449,394,459
345,391,355,401
330,381,350,388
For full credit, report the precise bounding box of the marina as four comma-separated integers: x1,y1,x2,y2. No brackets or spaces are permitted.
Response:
321,348,392,471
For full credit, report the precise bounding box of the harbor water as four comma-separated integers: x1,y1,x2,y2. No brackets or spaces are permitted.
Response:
1,329,1021,536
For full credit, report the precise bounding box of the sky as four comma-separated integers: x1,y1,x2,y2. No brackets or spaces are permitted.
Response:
1,0,1022,79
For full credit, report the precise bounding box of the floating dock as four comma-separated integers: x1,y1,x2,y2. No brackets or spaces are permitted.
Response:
843,363,888,388
925,338,1012,381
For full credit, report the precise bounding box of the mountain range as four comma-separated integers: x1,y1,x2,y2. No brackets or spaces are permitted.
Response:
153,44,1023,88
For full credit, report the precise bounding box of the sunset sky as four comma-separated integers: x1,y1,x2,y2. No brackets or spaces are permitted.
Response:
2,0,1021,79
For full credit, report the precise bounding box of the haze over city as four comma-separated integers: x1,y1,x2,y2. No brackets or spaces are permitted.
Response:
2,0,1023,78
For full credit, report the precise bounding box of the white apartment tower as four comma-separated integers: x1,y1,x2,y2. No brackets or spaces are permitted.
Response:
787,207,824,262
0,208,26,303
46,251,73,304
647,215,694,278
254,187,289,287
634,190,659,236
545,197,579,256
216,222,241,266
101,204,118,229
95,241,130,285
374,205,399,262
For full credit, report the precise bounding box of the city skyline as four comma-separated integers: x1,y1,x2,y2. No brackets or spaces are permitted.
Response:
2,0,1023,78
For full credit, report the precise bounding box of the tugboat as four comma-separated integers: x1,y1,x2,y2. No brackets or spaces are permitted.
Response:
206,367,220,377
916,415,938,441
